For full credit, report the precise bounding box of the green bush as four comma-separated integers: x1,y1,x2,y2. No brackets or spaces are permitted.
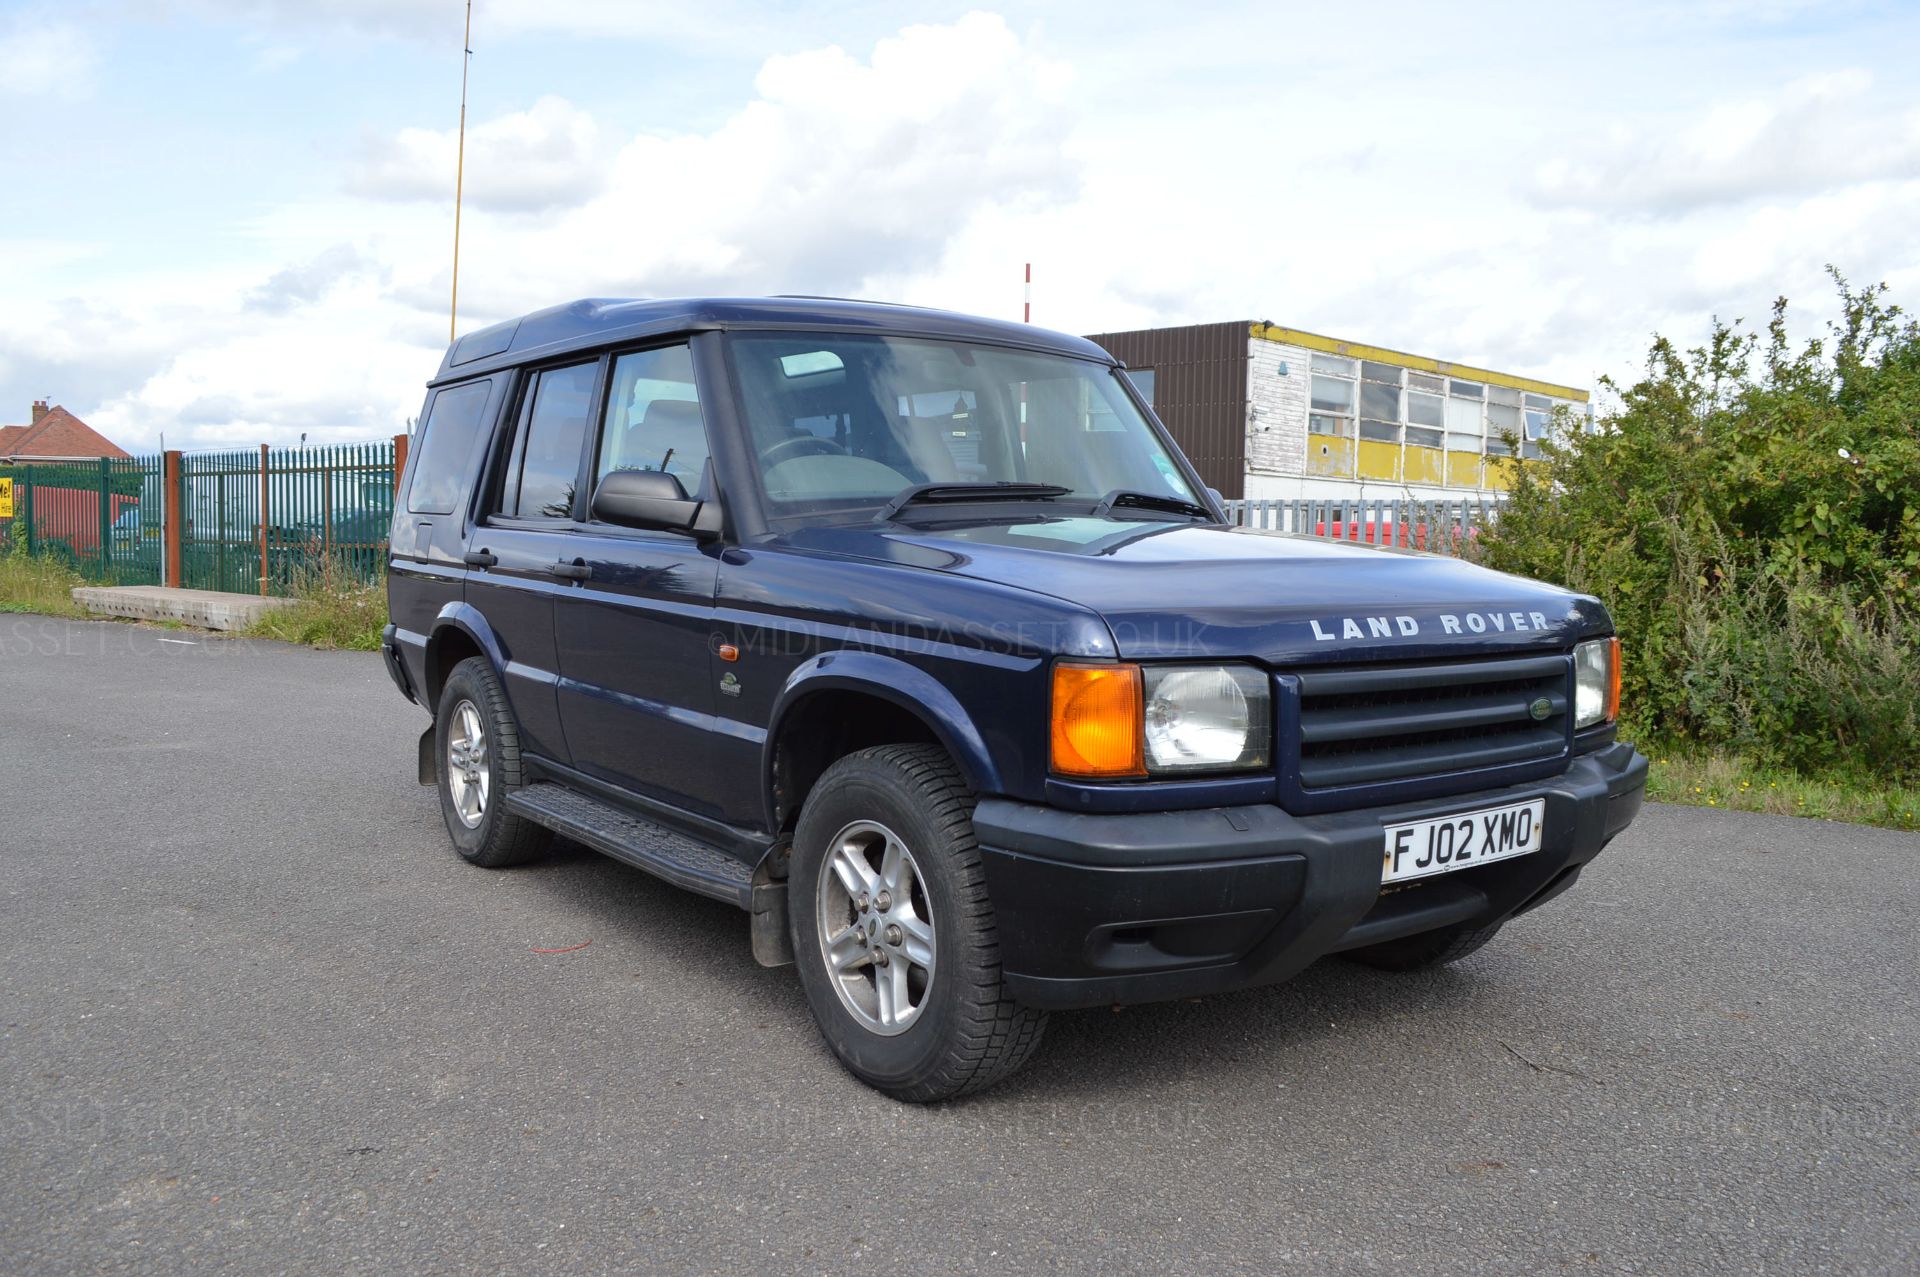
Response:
1478,271,1920,781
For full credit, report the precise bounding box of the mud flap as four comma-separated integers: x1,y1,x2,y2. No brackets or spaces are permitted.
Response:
750,881,793,967
417,725,436,786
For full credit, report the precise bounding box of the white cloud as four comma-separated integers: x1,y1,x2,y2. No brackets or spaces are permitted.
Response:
380,10,1076,313
81,270,437,447
167,0,451,40
1532,71,1920,212
349,96,609,213
14,8,1920,457
45,12,1079,449
0,17,98,98
244,244,382,314
165,0,856,51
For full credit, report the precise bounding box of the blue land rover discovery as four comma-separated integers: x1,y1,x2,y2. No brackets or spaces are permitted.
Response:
381,297,1647,1101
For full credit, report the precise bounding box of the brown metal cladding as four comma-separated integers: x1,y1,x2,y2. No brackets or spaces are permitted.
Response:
1084,321,1250,498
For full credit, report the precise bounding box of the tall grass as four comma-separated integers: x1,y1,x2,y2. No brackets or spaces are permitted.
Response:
0,552,86,617
244,551,388,650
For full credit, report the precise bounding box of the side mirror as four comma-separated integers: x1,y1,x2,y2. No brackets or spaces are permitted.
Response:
590,469,720,539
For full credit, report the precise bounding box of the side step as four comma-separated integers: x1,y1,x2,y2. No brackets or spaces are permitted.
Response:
504,782,755,909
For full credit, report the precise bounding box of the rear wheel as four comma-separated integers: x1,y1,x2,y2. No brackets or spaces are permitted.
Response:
434,657,552,868
788,744,1046,1101
1344,919,1504,972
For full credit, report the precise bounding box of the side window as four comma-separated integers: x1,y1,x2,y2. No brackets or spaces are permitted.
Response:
497,361,598,520
593,344,710,500
406,379,494,515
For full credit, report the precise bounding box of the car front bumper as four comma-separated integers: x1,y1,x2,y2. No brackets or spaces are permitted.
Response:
973,742,1647,1010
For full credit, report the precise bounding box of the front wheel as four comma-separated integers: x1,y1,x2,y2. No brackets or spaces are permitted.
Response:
788,744,1046,1101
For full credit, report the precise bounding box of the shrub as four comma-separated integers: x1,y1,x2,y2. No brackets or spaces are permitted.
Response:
1479,271,1920,781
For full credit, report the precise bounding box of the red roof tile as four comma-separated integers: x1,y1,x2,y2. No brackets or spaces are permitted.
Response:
0,407,130,460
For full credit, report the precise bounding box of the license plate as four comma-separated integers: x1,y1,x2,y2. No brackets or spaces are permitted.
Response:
1381,798,1545,884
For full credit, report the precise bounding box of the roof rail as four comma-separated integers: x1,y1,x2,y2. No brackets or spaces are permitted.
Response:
770,294,936,310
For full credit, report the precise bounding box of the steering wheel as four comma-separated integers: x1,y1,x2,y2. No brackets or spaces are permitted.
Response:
759,435,847,467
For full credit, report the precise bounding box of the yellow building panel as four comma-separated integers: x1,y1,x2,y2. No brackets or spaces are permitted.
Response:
1306,433,1354,477
1445,450,1482,488
1249,323,1588,403
1404,445,1444,486
1485,456,1520,490
1357,439,1401,481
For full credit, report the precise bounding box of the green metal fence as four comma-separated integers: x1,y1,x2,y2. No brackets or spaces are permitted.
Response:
179,442,397,595
0,457,169,585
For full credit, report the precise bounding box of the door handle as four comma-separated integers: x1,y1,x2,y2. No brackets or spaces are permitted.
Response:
546,560,592,582
463,548,498,568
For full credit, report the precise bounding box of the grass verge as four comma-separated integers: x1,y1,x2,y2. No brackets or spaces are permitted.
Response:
243,570,388,651
0,553,86,617
1646,748,1919,833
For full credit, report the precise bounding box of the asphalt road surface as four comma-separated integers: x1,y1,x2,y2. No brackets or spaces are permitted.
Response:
1,617,1915,1276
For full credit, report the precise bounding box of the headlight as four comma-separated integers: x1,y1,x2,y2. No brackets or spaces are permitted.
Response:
1049,662,1271,777
1143,665,1271,773
1573,637,1621,729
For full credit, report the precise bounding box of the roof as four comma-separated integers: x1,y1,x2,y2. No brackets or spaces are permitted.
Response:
1088,319,1588,403
1248,323,1588,403
434,296,1115,385
0,406,131,461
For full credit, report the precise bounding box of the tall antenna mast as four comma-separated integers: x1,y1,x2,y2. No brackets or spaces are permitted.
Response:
449,0,473,344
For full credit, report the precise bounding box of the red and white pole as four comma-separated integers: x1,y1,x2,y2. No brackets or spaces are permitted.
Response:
1023,262,1031,323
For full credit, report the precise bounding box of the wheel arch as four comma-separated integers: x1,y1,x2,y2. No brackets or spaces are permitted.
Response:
763,652,1004,834
423,602,507,712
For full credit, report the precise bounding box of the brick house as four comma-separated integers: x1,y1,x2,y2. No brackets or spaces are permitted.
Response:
0,401,131,463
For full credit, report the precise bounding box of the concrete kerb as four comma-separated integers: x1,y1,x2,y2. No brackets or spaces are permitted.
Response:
71,586,297,633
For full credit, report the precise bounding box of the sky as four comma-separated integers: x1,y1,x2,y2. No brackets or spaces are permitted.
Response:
3,0,1918,450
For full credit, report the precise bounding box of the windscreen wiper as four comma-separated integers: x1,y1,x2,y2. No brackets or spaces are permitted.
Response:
876,481,1071,522
1089,488,1214,520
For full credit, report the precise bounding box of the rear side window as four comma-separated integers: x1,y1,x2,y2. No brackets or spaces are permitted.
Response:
497,361,599,520
406,379,495,515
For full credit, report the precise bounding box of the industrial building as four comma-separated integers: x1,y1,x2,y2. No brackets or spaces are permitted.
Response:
1085,321,1589,501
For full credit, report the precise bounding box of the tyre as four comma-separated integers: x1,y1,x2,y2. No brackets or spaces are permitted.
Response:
434,656,552,868
788,744,1046,1102
1344,919,1504,972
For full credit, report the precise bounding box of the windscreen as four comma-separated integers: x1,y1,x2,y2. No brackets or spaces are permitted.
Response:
729,332,1199,521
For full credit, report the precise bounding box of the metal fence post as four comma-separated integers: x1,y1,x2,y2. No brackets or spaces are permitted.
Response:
392,433,409,501
163,451,184,588
258,443,270,597
97,457,112,581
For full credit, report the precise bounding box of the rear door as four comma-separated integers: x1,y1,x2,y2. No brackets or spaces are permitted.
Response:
550,341,727,820
463,357,604,766
388,376,503,688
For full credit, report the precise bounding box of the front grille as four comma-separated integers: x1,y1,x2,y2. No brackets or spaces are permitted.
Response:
1279,653,1572,812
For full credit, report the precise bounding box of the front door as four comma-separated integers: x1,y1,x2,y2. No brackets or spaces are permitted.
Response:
550,343,729,821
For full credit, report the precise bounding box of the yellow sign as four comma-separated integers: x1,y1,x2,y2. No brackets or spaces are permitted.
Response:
0,477,12,520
